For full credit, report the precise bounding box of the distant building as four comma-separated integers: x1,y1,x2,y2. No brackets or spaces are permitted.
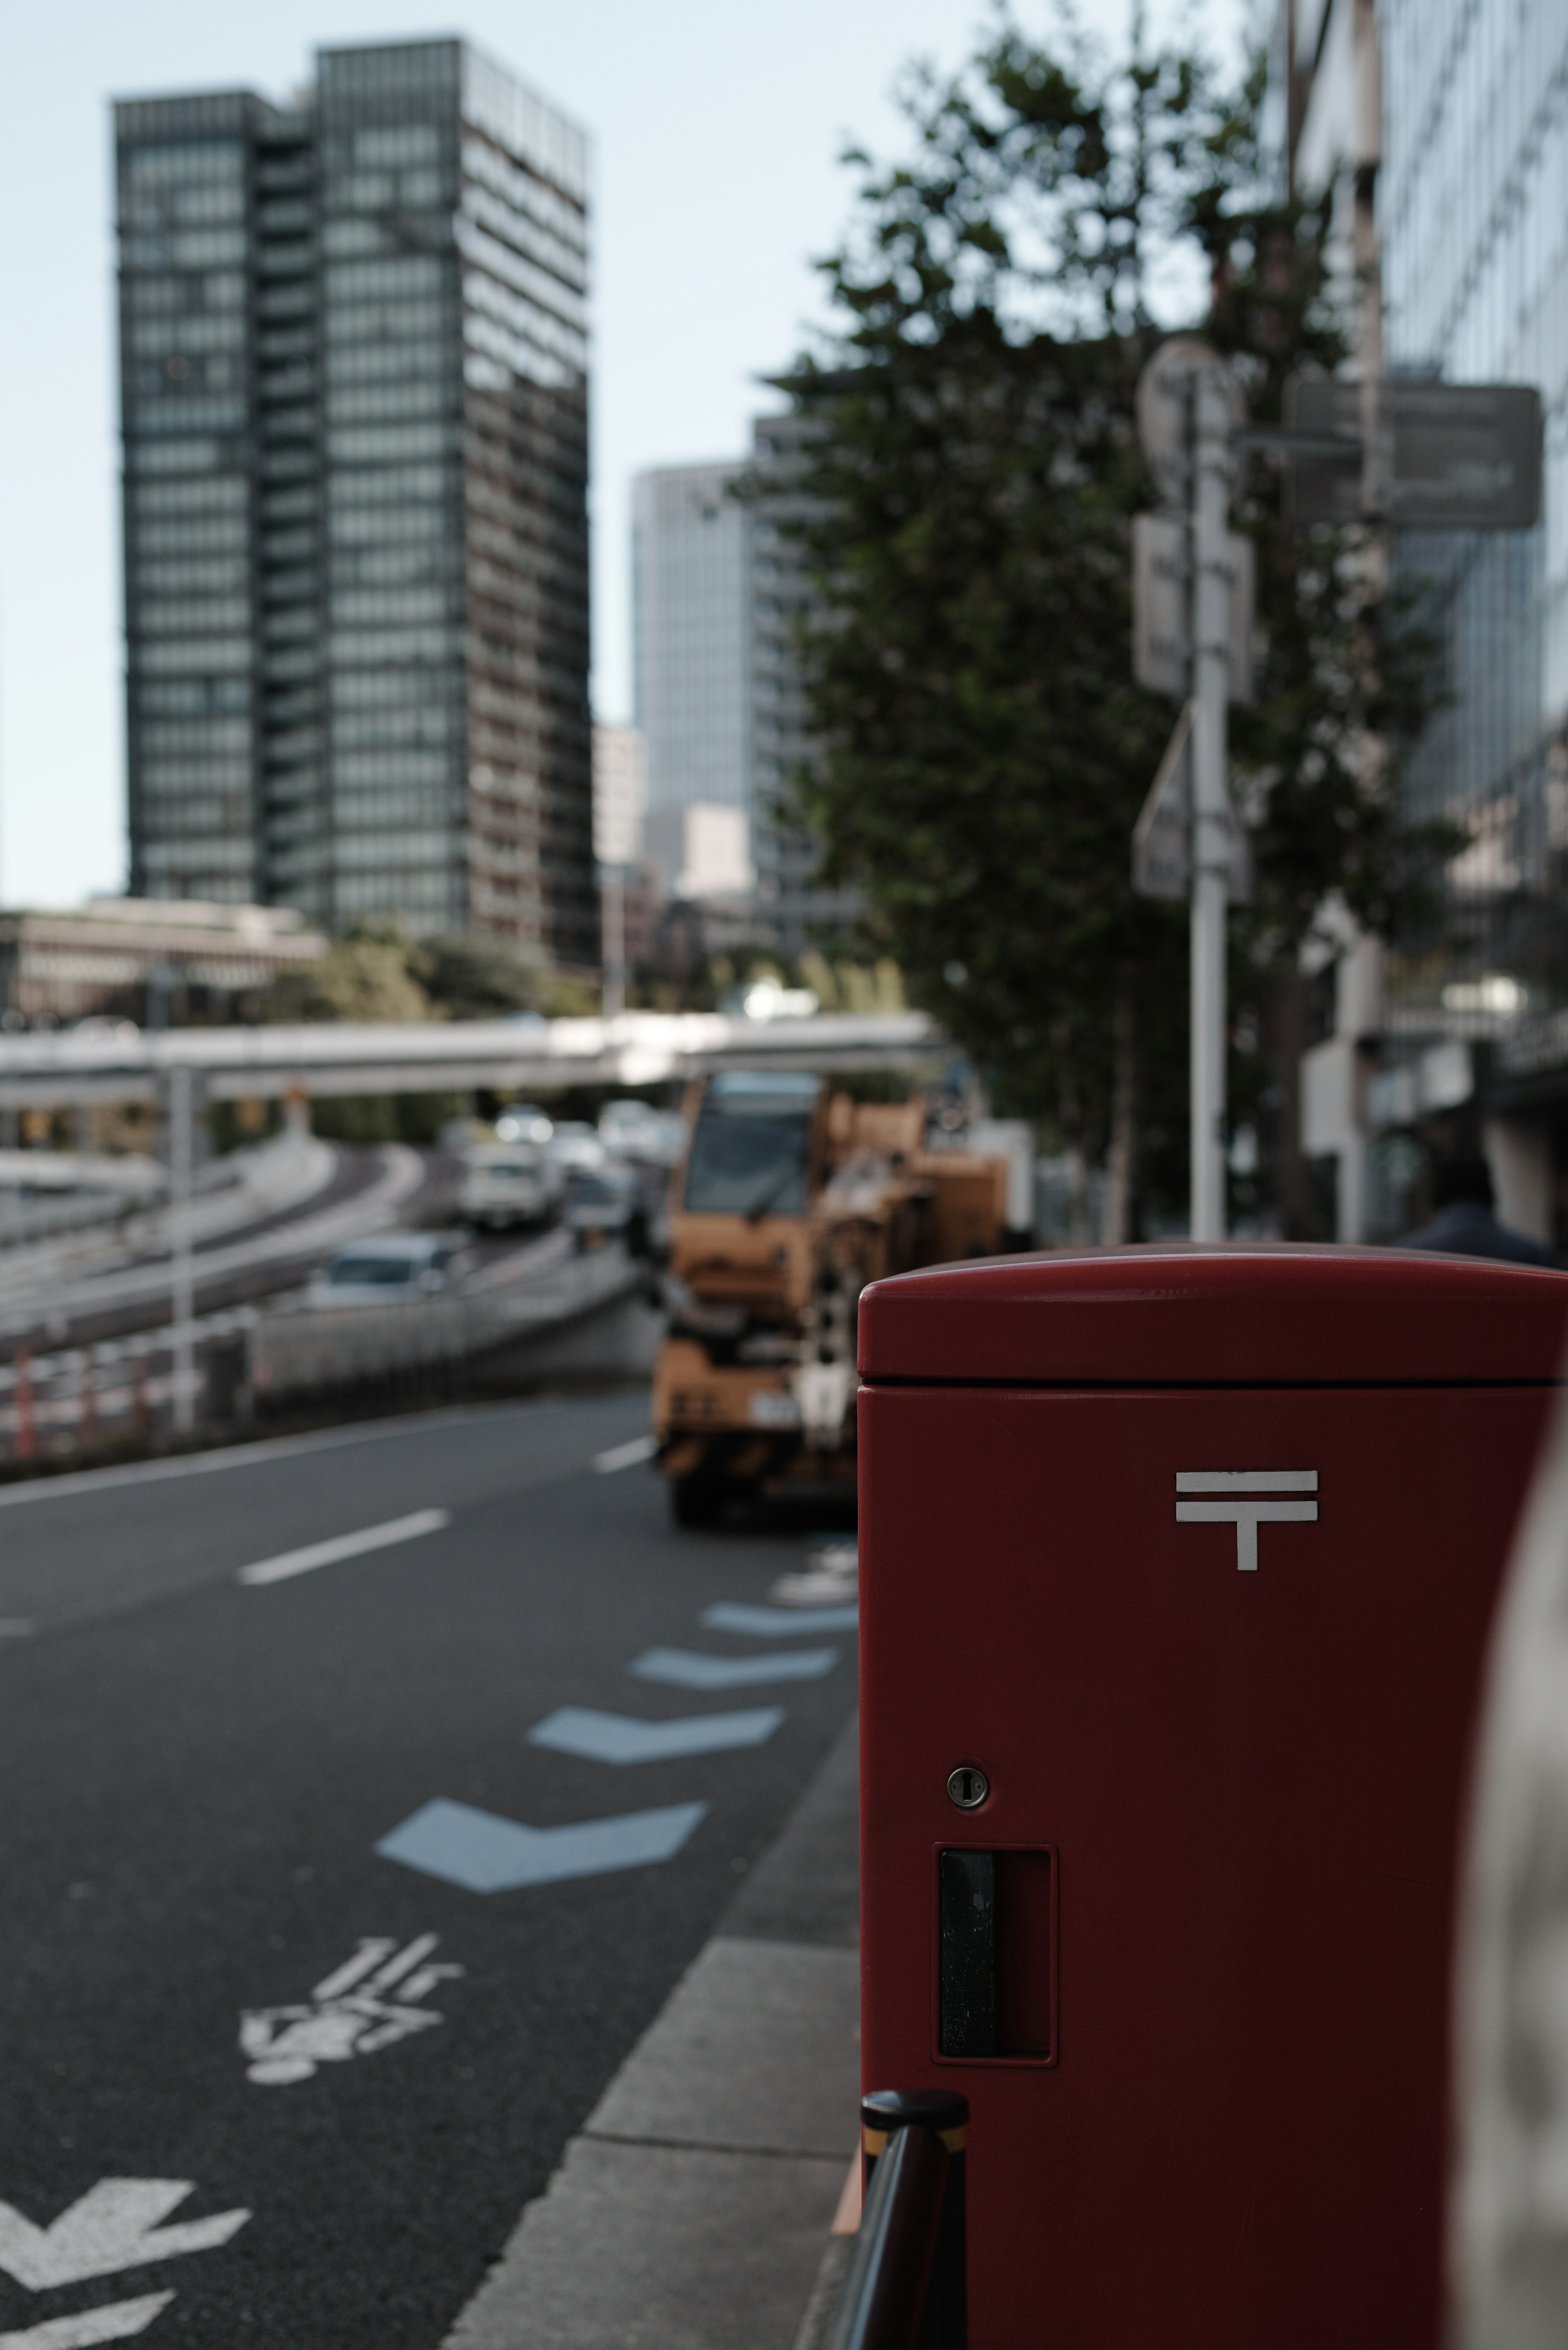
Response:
1274,0,1568,1252
0,899,325,1027
628,435,856,958
114,37,595,963
632,461,753,832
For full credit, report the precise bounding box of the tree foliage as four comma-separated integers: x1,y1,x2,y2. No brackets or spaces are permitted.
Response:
782,12,1444,1225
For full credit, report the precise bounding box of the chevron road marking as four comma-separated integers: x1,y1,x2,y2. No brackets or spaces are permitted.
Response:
236,1508,450,1586
629,1646,838,1691
527,1705,784,1764
0,2183,249,2294
0,2292,174,2348
701,1603,859,1636
376,1797,708,1893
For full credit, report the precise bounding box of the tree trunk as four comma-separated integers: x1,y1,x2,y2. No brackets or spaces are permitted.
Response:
1054,1027,1094,1246
1102,962,1137,1246
1273,959,1314,1240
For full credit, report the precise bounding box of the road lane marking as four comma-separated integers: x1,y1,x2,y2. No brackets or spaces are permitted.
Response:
629,1646,837,1690
0,1621,33,1639
236,1508,449,1586
592,1434,657,1473
527,1705,784,1764
242,1933,463,2085
0,2182,249,2293
0,2291,174,2348
377,1796,708,1892
702,1602,859,1636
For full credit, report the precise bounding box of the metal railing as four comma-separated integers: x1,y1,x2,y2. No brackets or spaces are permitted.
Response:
824,2090,968,2350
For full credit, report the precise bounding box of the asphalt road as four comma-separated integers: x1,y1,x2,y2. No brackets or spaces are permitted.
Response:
0,1391,858,2348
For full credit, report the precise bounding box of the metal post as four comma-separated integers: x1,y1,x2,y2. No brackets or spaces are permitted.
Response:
603,867,626,1019
1189,362,1232,1244
168,1061,195,1435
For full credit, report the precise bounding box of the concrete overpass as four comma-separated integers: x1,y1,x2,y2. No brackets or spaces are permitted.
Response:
0,1009,949,1110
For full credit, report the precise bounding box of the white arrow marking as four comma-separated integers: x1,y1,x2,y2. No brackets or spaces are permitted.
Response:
236,1508,449,1586
0,2292,174,2349
376,1797,707,1892
527,1705,784,1764
0,2183,249,2292
629,1645,837,1690
702,1602,859,1636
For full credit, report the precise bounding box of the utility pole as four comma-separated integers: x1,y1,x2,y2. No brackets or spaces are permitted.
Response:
1189,361,1234,1244
168,1061,195,1435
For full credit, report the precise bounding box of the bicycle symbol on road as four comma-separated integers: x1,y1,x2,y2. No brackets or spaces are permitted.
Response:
240,1933,463,2085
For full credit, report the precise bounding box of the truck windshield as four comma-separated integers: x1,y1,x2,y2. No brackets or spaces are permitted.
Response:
684,1089,815,1217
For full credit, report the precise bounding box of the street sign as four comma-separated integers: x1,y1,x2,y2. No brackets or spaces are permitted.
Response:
1132,514,1256,704
1136,336,1244,511
1131,702,1252,905
1284,377,1542,529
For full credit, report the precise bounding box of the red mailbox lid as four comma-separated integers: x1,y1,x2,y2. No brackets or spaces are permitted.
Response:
858,1243,1568,1385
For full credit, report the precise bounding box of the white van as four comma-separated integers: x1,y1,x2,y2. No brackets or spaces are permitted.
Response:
458,1140,559,1231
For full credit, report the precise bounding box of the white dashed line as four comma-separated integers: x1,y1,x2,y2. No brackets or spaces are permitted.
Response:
592,1435,657,1474
236,1509,450,1587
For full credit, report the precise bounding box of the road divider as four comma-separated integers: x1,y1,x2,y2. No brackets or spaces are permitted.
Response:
236,1508,449,1587
527,1705,785,1764
376,1796,708,1893
628,1645,838,1690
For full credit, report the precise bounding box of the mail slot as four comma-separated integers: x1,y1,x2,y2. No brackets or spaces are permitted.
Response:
857,1246,1568,2349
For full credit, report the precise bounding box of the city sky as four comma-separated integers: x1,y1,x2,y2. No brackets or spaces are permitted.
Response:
0,0,1244,910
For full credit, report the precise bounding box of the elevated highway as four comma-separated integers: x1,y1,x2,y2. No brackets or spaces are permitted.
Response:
0,1009,947,1109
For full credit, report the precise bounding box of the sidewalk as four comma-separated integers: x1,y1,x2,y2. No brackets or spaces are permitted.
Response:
444,1712,861,2350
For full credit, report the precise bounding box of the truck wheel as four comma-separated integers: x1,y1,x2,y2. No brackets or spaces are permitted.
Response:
671,1474,724,1529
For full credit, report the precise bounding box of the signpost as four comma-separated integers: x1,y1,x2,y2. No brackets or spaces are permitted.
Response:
1132,347,1544,1242
1134,339,1247,1242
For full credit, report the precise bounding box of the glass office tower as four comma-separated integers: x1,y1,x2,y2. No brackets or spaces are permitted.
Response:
115,38,596,963
1379,0,1568,1015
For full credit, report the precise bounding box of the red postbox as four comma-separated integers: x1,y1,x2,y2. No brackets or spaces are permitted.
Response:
857,1246,1568,2349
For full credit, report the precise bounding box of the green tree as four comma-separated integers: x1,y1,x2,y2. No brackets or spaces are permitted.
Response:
782,13,1443,1235
263,920,432,1025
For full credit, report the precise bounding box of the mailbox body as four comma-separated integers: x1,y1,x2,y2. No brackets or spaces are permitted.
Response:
857,1247,1568,2349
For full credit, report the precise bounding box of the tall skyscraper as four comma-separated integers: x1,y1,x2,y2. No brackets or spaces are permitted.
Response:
115,38,596,963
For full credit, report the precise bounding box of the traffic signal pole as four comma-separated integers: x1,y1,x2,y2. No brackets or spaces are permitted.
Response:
1190,361,1234,1244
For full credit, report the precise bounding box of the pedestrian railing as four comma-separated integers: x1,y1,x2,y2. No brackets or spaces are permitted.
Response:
824,2090,968,2350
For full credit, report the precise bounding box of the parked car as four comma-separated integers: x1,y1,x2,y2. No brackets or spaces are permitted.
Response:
307,1232,459,1307
548,1120,606,1179
494,1104,554,1146
598,1099,685,1167
564,1162,649,1255
457,1139,560,1231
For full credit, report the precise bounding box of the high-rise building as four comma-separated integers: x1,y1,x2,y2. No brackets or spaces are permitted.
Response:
628,435,857,954
1272,0,1568,1251
630,459,753,910
114,37,596,964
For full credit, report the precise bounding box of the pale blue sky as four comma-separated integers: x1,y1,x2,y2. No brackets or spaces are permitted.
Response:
0,0,1242,907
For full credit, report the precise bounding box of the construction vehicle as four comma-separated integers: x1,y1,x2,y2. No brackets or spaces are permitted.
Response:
652,1070,1013,1525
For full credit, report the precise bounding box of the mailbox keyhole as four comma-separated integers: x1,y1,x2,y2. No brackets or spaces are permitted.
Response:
939,1846,1056,2062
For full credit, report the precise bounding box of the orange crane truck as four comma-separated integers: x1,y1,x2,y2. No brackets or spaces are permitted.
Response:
652,1070,1012,1524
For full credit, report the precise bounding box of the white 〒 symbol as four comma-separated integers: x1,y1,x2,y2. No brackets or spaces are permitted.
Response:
1175,1470,1319,1571
240,1934,462,2086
